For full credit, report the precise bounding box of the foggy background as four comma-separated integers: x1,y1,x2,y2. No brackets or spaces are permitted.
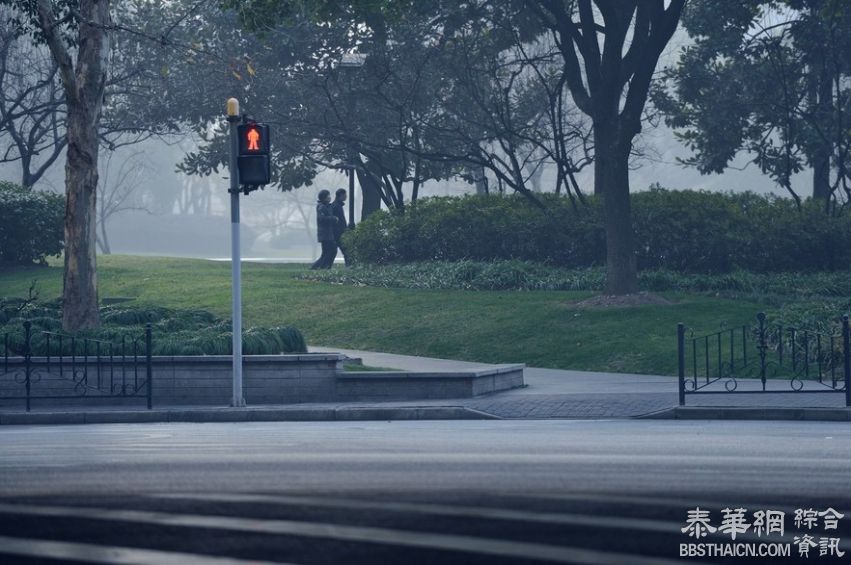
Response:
1,121,808,262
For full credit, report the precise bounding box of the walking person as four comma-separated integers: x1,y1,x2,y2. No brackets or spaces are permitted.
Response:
331,188,350,266
310,189,339,269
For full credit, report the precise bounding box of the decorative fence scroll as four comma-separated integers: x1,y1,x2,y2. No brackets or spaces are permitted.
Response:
2,321,153,412
677,313,850,407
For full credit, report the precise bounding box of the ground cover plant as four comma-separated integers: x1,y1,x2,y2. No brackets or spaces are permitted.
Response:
0,295,306,356
301,261,851,299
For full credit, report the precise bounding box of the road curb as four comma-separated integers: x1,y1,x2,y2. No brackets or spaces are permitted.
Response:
0,405,501,426
638,406,851,421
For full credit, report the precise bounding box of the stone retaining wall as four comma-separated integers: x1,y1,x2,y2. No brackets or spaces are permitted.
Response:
0,354,524,409
336,365,525,401
152,354,344,405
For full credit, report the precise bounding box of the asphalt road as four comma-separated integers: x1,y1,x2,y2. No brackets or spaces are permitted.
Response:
0,420,849,564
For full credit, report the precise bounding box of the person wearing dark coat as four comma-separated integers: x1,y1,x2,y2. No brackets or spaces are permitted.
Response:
330,188,349,266
310,189,339,269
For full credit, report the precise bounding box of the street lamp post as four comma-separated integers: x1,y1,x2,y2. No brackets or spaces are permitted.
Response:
338,53,366,229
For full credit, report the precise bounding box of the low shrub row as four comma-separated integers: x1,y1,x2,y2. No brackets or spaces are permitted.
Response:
300,260,851,297
302,261,603,291
0,299,307,356
343,190,851,273
773,299,851,337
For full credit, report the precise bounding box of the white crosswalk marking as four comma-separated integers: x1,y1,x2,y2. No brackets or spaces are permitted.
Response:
0,502,689,565
0,535,290,564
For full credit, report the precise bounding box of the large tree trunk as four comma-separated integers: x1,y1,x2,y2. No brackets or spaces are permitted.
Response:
592,151,605,196
357,169,382,219
21,155,33,188
811,73,833,202
63,114,101,328
62,84,103,330
37,0,110,330
809,16,834,204
812,146,831,202
596,124,637,295
473,164,488,194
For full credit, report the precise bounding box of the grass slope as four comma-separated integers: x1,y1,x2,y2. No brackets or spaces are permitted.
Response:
0,256,770,375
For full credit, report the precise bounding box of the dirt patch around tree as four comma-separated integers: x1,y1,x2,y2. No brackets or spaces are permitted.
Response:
569,292,675,309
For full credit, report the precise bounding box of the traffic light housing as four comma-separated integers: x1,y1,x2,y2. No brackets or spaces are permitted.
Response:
237,122,271,187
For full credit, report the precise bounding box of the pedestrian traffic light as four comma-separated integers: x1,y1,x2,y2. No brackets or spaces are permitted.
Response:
237,121,271,187
238,122,270,155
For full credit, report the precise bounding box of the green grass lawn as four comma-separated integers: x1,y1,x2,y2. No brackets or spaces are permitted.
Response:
0,256,771,375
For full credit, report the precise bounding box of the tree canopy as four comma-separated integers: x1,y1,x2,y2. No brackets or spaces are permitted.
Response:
655,0,851,209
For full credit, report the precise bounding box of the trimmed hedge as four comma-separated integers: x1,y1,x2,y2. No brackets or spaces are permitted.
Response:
344,193,604,267
343,190,851,273
0,181,64,265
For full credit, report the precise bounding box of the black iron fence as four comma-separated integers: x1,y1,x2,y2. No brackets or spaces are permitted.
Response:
1,321,153,412
677,313,850,406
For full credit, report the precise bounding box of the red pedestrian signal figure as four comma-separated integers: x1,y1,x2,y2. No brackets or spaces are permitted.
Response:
247,127,260,151
237,121,270,187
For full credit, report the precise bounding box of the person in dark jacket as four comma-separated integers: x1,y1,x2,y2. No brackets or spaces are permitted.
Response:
310,189,339,269
330,188,349,266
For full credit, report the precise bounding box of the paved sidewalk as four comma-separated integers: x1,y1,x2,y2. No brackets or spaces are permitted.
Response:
313,346,849,419
1,347,847,424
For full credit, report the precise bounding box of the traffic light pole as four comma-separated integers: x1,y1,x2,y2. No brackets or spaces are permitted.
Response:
227,98,245,407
